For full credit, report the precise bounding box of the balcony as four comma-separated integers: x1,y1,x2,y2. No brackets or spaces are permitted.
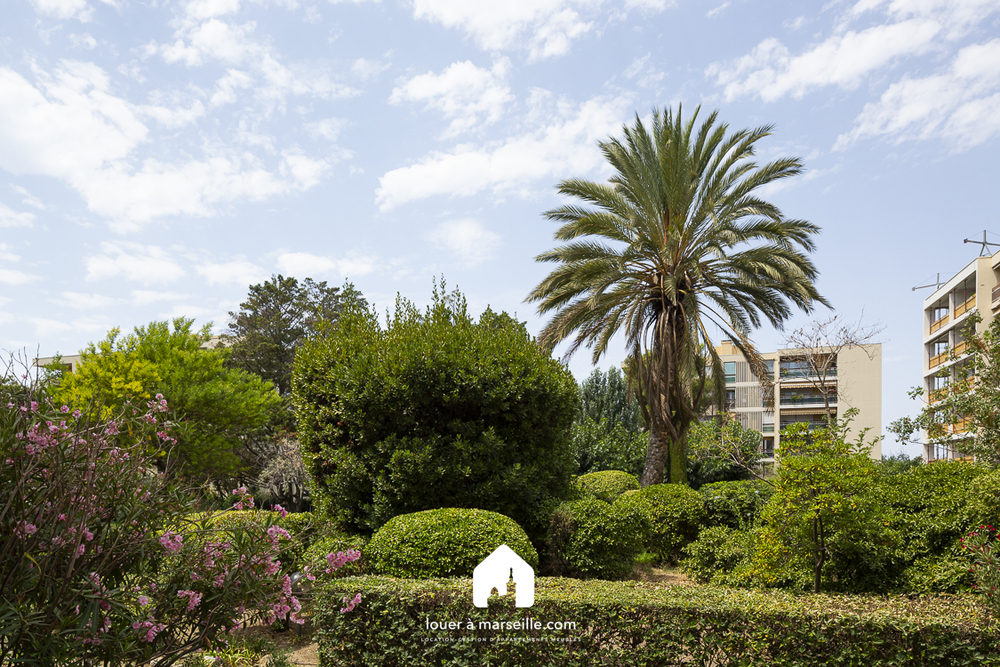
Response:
779,393,837,406
929,314,949,334
762,424,775,433
780,420,829,431
779,367,838,380
994,284,1000,303
953,341,970,357
955,294,976,318
929,387,948,403
953,417,973,434
928,351,948,369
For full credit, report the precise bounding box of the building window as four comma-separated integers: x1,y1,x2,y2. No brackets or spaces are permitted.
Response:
725,389,736,410
762,438,775,458
724,361,736,384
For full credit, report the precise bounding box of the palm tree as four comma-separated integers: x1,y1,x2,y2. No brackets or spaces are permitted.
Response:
527,106,829,486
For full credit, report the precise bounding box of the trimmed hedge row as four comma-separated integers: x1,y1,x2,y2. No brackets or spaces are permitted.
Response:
314,576,1000,666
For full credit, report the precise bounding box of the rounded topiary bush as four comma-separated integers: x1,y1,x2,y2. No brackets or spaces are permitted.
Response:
545,498,643,580
613,483,705,565
365,508,538,578
680,525,749,584
700,480,774,530
575,470,640,503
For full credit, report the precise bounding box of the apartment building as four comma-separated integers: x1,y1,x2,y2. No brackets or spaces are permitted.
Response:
715,340,883,463
921,248,1000,461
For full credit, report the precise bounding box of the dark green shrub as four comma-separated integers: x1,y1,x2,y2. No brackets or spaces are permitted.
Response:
613,483,705,564
700,480,773,530
902,552,973,594
364,508,537,578
293,285,578,544
575,470,640,503
545,498,642,580
315,576,1000,667
680,526,749,584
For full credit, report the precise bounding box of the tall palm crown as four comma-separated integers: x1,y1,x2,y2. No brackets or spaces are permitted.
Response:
528,106,829,486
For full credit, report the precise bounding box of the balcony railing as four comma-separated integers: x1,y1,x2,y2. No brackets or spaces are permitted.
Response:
953,341,970,357
780,421,828,431
955,294,976,318
929,387,948,403
779,394,837,406
953,417,973,434
928,351,948,368
762,424,775,433
779,367,838,379
929,314,949,334
994,284,1000,303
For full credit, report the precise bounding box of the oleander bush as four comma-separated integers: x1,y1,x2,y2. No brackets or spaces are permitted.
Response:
365,508,538,579
545,498,642,580
314,576,1000,667
186,510,321,571
612,483,705,565
574,470,640,503
304,532,369,577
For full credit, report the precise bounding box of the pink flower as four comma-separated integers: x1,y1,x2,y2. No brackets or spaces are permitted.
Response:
177,589,203,611
340,593,361,613
138,596,150,606
158,532,183,554
60,405,70,413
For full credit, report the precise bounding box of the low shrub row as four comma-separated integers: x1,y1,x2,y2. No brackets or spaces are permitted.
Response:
314,576,1000,666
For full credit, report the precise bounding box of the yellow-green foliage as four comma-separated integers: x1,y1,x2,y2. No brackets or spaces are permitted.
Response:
613,483,704,564
182,510,320,570
365,508,538,578
575,470,640,503
315,576,1000,666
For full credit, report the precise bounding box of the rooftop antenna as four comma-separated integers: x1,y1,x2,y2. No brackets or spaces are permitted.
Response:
912,273,941,292
963,230,1000,257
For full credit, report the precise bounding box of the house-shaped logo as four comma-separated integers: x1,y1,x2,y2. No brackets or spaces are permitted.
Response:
473,544,534,608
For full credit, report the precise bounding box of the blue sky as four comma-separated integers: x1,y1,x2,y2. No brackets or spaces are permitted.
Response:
2,0,999,456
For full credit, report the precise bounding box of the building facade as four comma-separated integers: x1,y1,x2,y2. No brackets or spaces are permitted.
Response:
921,249,1000,462
715,340,883,463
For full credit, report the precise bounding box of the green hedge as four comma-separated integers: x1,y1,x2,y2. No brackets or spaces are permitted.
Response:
314,576,1000,666
365,508,538,578
574,470,640,503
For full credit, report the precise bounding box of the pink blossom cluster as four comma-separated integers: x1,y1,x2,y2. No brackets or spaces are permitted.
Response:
177,589,203,611
231,486,254,511
326,549,361,574
340,593,362,614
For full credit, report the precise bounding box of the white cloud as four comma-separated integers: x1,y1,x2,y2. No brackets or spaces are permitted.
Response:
390,59,513,137
410,0,669,60
0,61,332,229
22,315,111,336
0,243,20,262
708,19,942,101
427,219,501,268
352,57,391,80
195,259,266,287
11,185,46,210
376,92,631,210
131,290,190,305
708,0,1000,102
305,117,346,141
210,69,254,107
275,252,376,277
69,33,98,49
836,38,1000,150
50,291,119,309
0,268,40,285
706,2,729,18
85,242,186,285
28,0,94,21
0,202,35,228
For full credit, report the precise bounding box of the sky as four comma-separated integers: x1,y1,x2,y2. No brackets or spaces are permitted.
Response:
2,0,999,457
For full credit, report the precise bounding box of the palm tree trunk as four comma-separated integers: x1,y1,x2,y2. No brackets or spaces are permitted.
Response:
640,429,668,487
667,430,688,485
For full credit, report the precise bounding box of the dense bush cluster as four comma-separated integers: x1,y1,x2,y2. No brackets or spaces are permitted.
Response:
365,508,538,578
545,498,642,579
293,286,578,542
613,483,704,565
574,470,640,503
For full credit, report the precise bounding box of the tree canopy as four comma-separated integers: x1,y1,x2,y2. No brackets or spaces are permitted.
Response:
52,318,281,480
224,275,367,396
528,105,827,486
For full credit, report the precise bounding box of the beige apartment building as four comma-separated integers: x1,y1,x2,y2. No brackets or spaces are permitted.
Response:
921,248,1000,461
715,340,883,463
